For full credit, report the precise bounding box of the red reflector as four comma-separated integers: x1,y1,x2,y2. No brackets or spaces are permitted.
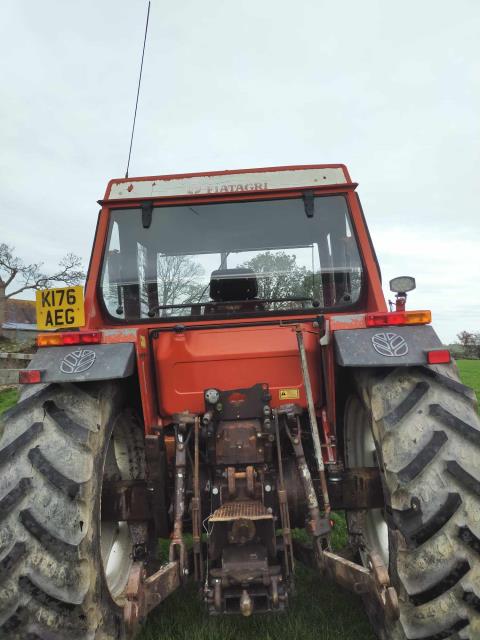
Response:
19,369,42,384
427,349,451,364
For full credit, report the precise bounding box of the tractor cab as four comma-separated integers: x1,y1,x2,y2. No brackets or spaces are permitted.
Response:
97,173,366,324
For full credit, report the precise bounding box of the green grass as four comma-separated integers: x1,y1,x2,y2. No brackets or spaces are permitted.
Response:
0,388,19,415
137,562,374,640
140,513,371,640
457,359,480,403
138,513,373,640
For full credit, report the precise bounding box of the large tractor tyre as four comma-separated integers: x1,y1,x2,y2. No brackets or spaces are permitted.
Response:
345,364,480,640
0,381,148,640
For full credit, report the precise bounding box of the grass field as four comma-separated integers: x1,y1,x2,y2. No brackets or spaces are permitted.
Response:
0,388,19,415
0,360,478,639
138,516,374,640
457,359,480,404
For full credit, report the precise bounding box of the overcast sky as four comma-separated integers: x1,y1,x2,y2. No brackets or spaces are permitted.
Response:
1,0,479,342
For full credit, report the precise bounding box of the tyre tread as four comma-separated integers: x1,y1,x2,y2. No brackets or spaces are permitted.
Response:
422,366,477,406
408,559,470,605
393,492,462,547
0,542,26,583
0,423,43,465
407,618,469,640
0,479,32,521
43,401,90,445
27,447,83,499
430,404,480,446
446,461,480,498
353,364,480,640
458,525,480,558
18,575,79,614
384,381,430,427
397,430,448,483
19,509,78,561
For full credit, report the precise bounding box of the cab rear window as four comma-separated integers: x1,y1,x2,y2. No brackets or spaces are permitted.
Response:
100,195,363,321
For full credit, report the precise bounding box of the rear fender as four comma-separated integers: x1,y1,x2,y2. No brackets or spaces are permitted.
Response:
334,325,443,367
27,343,136,383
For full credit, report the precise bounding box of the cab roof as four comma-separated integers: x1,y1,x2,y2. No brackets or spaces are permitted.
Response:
103,164,353,202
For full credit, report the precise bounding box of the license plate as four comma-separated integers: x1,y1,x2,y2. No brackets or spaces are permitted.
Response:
36,286,85,330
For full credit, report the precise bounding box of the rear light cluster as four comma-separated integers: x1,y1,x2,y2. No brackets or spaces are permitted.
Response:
37,331,102,347
366,310,432,327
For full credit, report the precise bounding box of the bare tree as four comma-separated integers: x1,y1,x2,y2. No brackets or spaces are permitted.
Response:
240,252,308,301
457,330,477,358
0,243,85,330
473,332,480,359
156,255,204,315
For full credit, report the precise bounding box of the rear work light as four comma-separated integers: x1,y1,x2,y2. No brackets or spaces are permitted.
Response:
365,310,432,327
19,369,42,384
426,349,451,364
37,331,102,348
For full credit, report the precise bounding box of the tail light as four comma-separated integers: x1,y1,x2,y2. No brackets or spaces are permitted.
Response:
366,310,431,327
37,331,102,347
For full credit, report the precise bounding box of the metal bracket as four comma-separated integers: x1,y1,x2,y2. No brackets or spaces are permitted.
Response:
168,427,189,581
141,201,153,229
318,549,399,620
295,327,331,512
124,560,181,634
303,190,315,218
327,468,384,510
294,541,399,621
145,435,170,538
319,319,330,346
192,416,203,582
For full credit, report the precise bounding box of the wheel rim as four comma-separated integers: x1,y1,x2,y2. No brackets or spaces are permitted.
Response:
100,417,135,601
344,395,389,567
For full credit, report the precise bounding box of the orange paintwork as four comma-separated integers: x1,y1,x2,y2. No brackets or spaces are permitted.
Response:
81,165,388,433
329,314,366,331
152,323,322,418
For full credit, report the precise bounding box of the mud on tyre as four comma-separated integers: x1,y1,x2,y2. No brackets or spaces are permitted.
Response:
0,381,147,640
345,364,480,640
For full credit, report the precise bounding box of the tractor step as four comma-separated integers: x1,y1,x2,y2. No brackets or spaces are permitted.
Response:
209,500,273,521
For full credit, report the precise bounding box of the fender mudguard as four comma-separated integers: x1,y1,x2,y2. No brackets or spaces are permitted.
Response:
27,343,136,383
334,325,443,367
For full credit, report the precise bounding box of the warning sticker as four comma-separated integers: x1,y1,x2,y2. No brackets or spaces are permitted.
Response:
279,388,300,400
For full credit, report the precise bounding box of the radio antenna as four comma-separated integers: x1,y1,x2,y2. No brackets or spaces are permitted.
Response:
125,1,151,178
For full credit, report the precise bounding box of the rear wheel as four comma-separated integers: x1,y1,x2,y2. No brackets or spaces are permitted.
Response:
345,365,480,640
0,382,149,639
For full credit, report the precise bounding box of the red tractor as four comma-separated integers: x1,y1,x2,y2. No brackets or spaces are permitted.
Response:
1,165,479,639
